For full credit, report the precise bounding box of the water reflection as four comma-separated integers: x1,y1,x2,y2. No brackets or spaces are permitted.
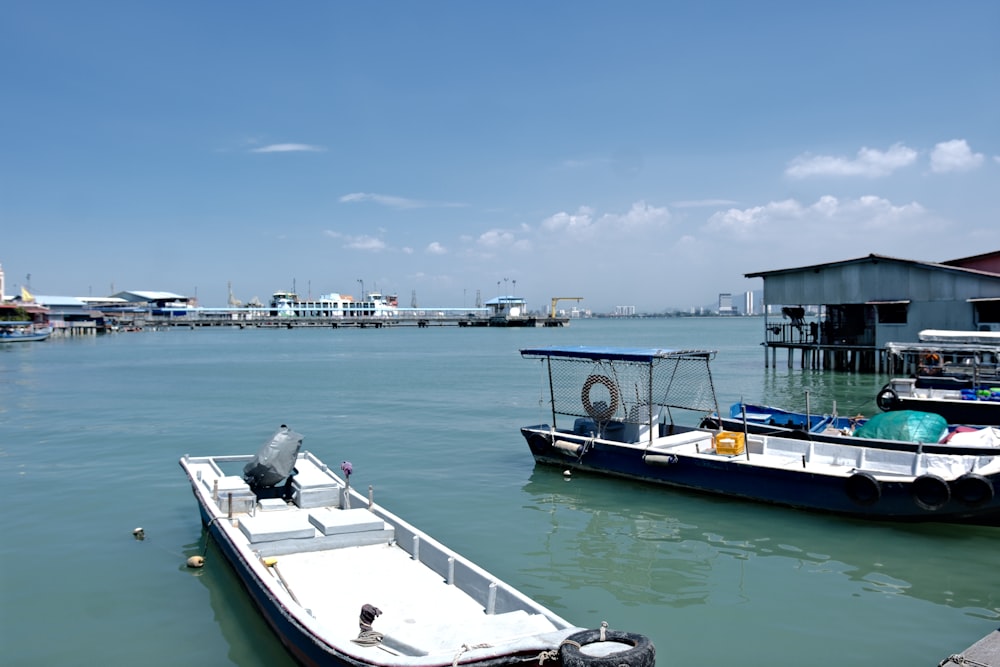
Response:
760,368,889,417
191,535,298,667
521,466,999,618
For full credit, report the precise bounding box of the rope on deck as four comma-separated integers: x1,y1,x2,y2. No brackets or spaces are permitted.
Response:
452,643,493,667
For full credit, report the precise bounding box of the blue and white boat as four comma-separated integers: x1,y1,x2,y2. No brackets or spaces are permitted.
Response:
180,428,654,667
0,303,52,342
519,346,1000,525
0,322,52,342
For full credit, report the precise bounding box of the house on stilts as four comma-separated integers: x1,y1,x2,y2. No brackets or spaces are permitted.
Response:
745,252,1000,373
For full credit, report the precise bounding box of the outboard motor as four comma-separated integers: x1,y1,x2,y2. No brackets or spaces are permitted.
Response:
243,425,303,499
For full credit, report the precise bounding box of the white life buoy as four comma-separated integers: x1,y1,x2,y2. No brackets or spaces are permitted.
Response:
581,374,619,421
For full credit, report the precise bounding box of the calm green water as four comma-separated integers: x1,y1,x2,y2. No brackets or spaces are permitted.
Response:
1,318,996,666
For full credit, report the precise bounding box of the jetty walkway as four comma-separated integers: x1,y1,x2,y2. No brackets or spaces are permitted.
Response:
119,312,570,330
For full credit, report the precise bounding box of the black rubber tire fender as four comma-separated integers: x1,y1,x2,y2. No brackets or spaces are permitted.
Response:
845,472,881,506
912,473,951,511
951,473,995,508
560,628,655,667
876,384,899,412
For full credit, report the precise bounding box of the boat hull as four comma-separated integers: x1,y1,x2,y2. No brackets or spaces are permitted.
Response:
521,426,1000,526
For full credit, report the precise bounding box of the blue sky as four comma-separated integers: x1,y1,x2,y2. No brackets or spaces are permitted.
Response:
2,1,997,312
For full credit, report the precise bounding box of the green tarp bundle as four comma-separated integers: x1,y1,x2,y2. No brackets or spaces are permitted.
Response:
854,410,948,443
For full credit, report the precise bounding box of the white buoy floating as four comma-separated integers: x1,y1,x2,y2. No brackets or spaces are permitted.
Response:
187,555,205,568
563,469,572,480
132,527,145,541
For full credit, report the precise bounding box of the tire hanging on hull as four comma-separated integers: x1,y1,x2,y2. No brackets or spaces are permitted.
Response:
912,473,950,511
952,473,994,508
845,472,881,506
559,627,655,667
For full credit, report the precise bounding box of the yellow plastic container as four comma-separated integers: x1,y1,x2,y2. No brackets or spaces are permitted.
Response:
713,431,746,456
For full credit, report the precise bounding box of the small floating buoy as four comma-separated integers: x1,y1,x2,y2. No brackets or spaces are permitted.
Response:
563,469,572,479
187,555,205,568
132,527,145,541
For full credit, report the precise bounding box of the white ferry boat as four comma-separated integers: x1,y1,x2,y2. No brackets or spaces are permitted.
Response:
268,291,399,318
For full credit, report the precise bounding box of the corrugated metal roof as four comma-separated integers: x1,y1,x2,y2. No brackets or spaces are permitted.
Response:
744,253,1000,280
112,290,189,301
32,295,88,307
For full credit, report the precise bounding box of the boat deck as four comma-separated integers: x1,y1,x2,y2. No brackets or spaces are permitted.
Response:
276,543,556,656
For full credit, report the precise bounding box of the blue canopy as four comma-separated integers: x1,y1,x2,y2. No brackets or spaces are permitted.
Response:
520,346,715,363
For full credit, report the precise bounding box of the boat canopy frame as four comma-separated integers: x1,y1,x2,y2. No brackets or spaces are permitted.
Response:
521,346,721,430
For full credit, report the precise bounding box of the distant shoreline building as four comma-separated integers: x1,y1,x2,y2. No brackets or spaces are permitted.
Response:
718,293,734,315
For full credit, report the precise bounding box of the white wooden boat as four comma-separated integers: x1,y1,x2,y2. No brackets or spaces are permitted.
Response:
180,429,654,667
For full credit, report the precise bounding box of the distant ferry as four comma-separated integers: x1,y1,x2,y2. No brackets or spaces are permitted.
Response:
268,291,399,318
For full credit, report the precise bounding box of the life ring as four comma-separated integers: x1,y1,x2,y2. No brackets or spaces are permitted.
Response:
845,472,881,506
912,474,950,511
581,374,619,421
559,628,655,667
876,385,898,412
951,473,994,508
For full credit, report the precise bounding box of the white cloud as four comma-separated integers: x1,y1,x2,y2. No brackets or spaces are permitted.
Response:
250,143,326,153
324,230,386,251
930,139,985,173
346,236,386,251
539,201,671,241
706,195,926,240
785,143,918,178
426,242,447,254
339,192,465,209
477,229,517,247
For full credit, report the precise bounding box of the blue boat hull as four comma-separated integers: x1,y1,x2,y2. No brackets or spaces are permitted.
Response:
521,426,1000,526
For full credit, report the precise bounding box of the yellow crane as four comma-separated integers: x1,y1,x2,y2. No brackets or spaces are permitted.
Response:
550,297,583,318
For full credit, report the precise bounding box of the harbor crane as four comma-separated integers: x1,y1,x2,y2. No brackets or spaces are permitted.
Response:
550,297,583,318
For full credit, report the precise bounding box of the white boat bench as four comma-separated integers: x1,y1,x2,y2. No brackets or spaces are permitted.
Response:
245,507,396,558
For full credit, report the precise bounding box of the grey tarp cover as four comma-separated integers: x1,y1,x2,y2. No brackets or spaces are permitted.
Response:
243,427,303,487
854,410,948,443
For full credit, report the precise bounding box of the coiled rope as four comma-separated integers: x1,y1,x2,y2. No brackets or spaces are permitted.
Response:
352,630,384,647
